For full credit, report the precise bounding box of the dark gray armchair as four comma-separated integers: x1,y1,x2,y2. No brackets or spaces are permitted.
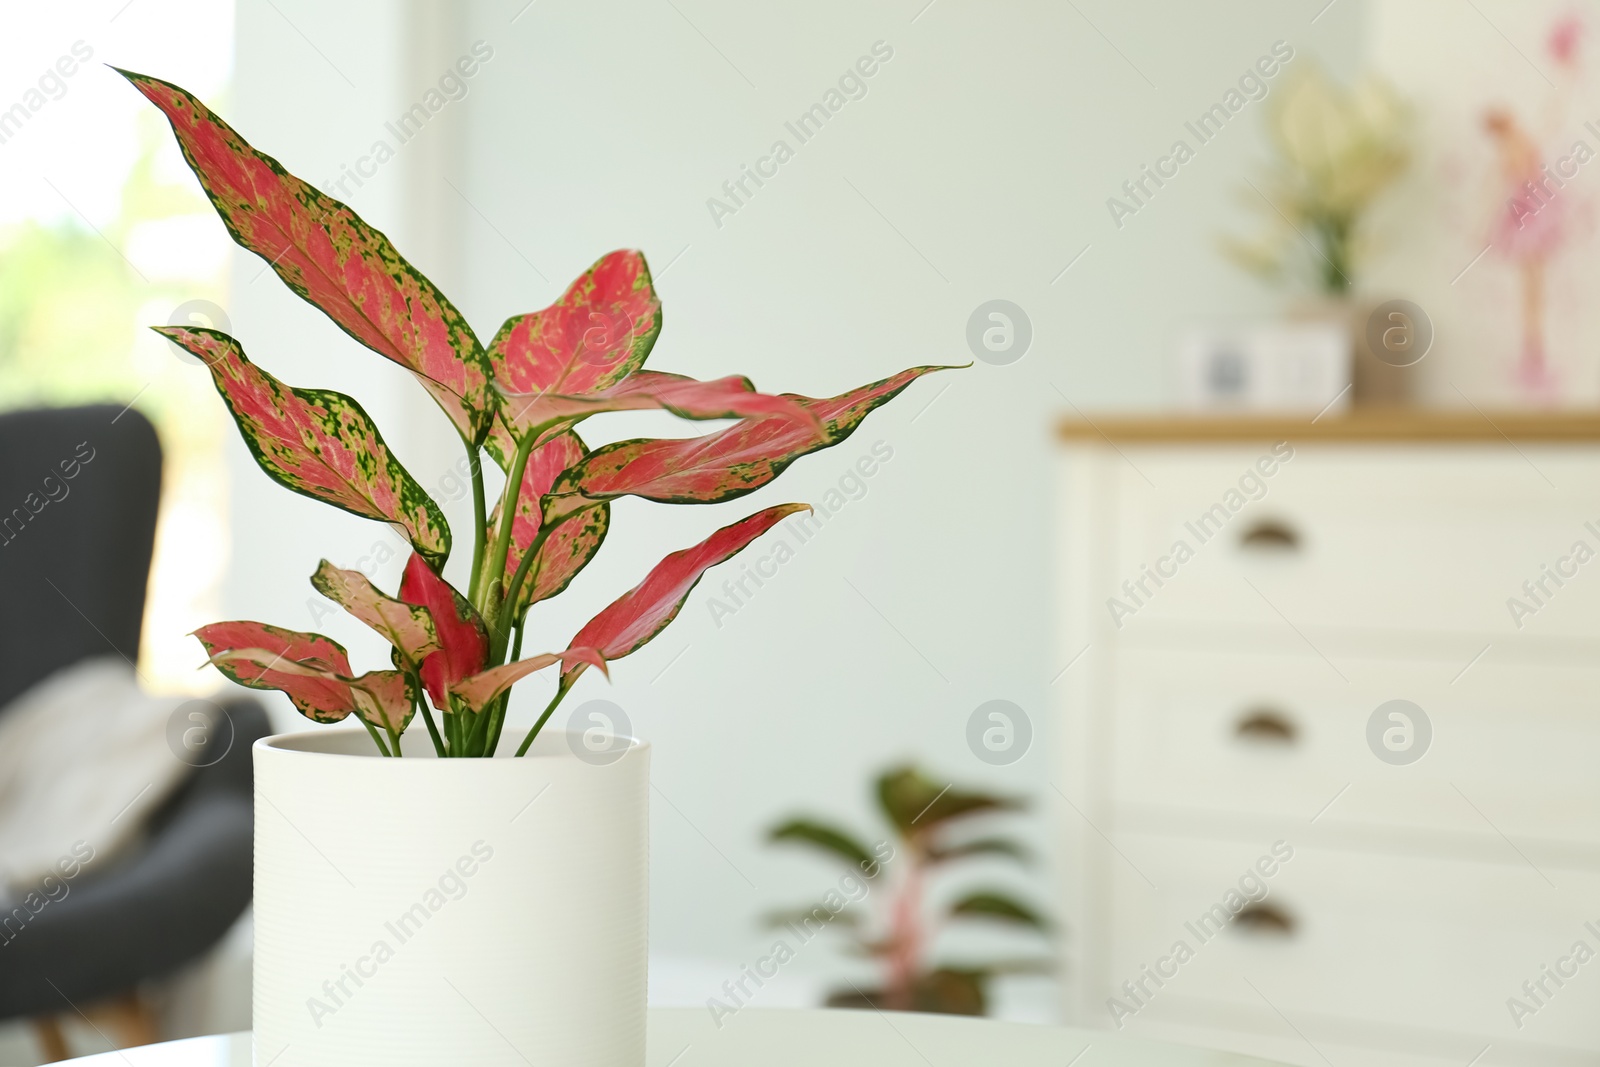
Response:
0,405,269,1060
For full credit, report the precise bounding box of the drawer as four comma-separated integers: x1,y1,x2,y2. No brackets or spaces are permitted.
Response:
1097,835,1600,1053
1106,446,1600,639
1107,646,1600,852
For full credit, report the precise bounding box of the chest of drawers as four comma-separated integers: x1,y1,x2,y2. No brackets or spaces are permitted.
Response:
1055,413,1600,1067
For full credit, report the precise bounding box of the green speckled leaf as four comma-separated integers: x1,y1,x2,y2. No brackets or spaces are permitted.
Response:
161,326,450,568
118,68,492,441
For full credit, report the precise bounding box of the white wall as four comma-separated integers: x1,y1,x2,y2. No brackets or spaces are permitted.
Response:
227,0,1365,1013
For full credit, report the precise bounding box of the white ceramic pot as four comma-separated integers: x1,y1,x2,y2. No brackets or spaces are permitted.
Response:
252,727,649,1066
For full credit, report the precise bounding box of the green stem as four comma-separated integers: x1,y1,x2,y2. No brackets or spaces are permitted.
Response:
495,552,538,656
484,622,524,758
358,715,392,757
464,700,496,757
466,444,488,604
416,686,446,758
516,674,576,757
384,719,404,757
483,437,537,631
448,703,465,756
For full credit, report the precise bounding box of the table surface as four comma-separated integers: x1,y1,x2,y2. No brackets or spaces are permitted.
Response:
1055,408,1600,442
58,1008,1288,1065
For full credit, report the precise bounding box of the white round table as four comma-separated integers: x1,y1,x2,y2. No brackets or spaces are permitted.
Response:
55,1007,1288,1064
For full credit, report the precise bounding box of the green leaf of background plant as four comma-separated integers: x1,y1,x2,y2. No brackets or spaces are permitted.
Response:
762,906,863,931
875,766,1022,839
767,819,877,870
946,890,1048,929
926,837,1031,866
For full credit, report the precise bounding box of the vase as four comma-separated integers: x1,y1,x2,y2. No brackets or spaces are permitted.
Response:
251,727,649,1066
1292,294,1419,409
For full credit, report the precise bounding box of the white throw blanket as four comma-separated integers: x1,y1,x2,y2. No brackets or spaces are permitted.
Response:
0,657,190,895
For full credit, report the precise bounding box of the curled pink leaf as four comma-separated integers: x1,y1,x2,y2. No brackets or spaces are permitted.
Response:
545,366,952,518
310,560,440,668
398,553,488,708
450,648,608,714
496,370,820,450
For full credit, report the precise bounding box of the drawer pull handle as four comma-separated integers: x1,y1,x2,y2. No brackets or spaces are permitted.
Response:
1235,709,1297,745
1234,902,1295,936
1239,520,1299,552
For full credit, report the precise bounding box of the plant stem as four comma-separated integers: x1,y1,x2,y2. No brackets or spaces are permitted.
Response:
495,551,538,654
886,852,924,1010
384,719,404,757
416,687,446,758
358,715,392,757
484,621,525,758
515,674,576,757
483,437,536,635
466,442,488,604
498,508,582,654
464,702,495,756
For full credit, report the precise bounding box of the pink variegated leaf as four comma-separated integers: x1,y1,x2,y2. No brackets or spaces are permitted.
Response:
398,553,488,708
450,648,609,714
194,621,355,723
205,645,415,733
516,500,608,617
347,671,414,733
484,432,609,619
486,250,661,444
496,370,821,450
195,622,414,732
118,69,492,441
544,366,952,519
160,327,451,568
310,560,440,668
563,504,809,684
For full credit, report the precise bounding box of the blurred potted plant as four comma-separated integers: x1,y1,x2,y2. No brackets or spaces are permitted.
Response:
1223,63,1410,403
767,766,1049,1015
119,67,952,1067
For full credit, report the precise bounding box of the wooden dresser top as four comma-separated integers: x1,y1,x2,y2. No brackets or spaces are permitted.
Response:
1056,409,1600,443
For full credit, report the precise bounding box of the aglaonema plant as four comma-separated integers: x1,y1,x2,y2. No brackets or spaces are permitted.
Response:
768,767,1049,1015
120,68,954,757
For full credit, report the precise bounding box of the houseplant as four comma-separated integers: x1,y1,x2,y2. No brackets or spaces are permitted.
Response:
119,68,950,1065
767,766,1048,1015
